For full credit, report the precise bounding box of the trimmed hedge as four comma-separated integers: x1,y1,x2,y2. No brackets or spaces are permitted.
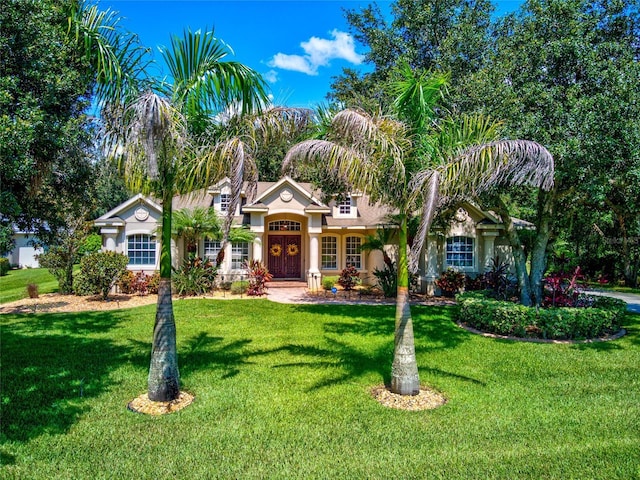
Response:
0,258,9,276
456,291,627,340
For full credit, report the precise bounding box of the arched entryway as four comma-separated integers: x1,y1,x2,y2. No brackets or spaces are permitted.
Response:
267,220,303,279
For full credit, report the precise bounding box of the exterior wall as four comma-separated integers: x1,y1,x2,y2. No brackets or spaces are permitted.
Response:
6,233,43,268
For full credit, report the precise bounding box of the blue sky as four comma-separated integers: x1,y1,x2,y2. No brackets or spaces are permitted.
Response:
99,0,524,108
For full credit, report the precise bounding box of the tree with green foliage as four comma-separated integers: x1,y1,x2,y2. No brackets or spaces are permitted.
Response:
459,0,640,291
172,207,222,257
108,28,269,402
329,0,494,110
0,0,144,239
285,66,554,395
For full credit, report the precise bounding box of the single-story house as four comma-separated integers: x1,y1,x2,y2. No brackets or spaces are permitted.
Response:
94,176,515,293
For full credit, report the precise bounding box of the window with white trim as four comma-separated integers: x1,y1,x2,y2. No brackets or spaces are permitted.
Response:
446,236,474,268
231,242,249,269
321,236,338,269
338,198,351,215
220,193,231,212
127,234,156,265
204,239,221,263
345,236,362,269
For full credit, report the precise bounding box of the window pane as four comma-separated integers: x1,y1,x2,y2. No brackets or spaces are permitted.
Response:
204,240,221,262
321,237,337,269
127,234,156,265
231,242,249,269
446,236,473,268
345,236,361,269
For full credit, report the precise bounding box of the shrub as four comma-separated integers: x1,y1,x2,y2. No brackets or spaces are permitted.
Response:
456,291,626,340
78,234,102,256
543,266,587,307
117,270,135,294
245,260,272,296
322,276,339,291
0,257,9,276
74,251,130,300
27,283,39,298
338,265,360,291
373,262,397,297
173,257,217,296
147,272,160,294
436,268,466,297
38,247,75,294
230,280,249,295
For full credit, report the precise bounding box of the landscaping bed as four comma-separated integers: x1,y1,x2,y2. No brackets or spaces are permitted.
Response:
456,291,627,340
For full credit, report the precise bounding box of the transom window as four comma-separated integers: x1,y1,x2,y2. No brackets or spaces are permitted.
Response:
338,198,351,215
220,193,231,212
446,236,474,268
321,236,338,269
127,234,156,265
269,220,301,231
345,236,362,269
231,242,249,269
204,239,221,263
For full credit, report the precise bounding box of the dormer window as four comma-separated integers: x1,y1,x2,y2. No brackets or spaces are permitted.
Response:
338,198,351,215
220,193,231,213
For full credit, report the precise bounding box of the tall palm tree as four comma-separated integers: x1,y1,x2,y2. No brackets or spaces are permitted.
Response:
108,29,270,402
284,65,554,396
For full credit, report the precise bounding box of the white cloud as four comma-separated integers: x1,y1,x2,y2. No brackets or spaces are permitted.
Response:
263,70,279,83
269,30,364,76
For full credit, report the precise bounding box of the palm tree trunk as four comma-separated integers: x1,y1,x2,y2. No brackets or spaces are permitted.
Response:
148,189,180,401
391,216,420,395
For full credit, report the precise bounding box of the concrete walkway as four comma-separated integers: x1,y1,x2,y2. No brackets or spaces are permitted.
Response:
265,282,455,306
265,282,640,312
588,289,640,313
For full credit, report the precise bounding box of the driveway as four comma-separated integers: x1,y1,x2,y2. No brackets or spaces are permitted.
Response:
588,289,640,313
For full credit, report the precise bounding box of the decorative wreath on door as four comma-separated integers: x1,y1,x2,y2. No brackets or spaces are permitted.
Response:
270,244,282,257
287,243,299,256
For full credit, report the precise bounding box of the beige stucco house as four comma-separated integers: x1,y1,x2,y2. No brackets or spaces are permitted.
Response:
94,176,514,293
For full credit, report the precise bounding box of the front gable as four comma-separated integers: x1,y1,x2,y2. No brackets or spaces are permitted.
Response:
94,194,162,229
244,176,329,215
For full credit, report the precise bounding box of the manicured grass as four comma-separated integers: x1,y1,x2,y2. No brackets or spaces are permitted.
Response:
1,300,639,479
588,283,640,295
0,268,60,304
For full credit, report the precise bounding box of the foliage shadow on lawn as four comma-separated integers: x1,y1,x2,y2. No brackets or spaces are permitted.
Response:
1,312,130,444
261,304,482,390
124,332,256,382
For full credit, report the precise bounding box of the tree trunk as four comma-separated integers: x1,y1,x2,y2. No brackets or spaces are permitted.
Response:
148,189,180,401
495,195,532,306
390,217,420,395
529,189,555,306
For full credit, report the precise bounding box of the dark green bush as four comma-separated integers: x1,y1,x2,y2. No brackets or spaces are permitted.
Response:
0,257,9,276
74,251,130,299
456,291,626,340
173,257,217,296
322,276,339,290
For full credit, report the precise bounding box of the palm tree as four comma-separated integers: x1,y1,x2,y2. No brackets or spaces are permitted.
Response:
108,29,270,402
172,207,222,257
284,65,554,396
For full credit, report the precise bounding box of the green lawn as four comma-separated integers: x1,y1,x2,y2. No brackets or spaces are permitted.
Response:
0,268,59,303
1,300,639,479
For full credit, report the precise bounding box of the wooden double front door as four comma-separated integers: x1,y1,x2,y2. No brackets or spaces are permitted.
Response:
267,235,302,279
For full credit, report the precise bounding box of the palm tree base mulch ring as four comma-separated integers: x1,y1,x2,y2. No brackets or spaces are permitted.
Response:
371,385,446,411
127,391,194,415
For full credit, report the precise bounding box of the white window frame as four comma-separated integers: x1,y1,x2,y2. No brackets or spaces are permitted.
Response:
126,233,156,266
231,242,249,270
321,236,338,270
204,239,222,263
338,198,351,215
220,193,231,213
445,236,475,269
345,235,363,270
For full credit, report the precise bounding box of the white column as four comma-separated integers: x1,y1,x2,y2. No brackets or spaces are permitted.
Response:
100,228,118,252
253,233,263,263
424,236,439,296
482,232,499,272
307,232,320,289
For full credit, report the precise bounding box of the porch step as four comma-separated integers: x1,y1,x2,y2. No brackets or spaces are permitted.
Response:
268,280,307,289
